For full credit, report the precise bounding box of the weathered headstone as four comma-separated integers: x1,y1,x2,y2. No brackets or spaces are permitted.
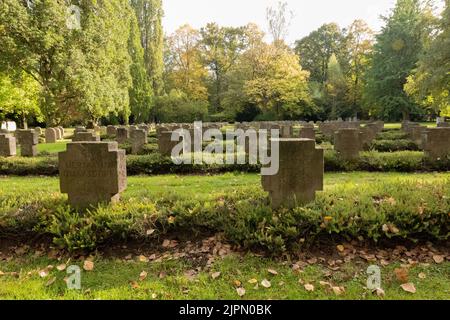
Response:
158,131,180,157
107,125,118,136
334,129,362,160
437,122,450,128
34,127,42,136
280,125,293,138
359,127,376,150
262,138,323,209
75,126,87,134
116,127,129,144
45,128,57,143
19,130,39,157
299,127,315,140
131,129,148,154
73,131,100,142
409,125,426,146
54,127,62,140
59,142,127,209
423,128,450,160
0,134,17,157
57,127,65,139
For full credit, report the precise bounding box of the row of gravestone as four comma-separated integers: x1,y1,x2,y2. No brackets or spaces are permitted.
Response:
335,126,450,161
0,129,40,157
155,123,317,157
58,138,323,210
45,127,65,143
401,122,450,160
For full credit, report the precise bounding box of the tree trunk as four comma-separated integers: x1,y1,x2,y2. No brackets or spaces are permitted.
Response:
22,113,28,130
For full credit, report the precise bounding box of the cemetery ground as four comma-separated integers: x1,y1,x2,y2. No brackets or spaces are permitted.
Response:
0,172,449,299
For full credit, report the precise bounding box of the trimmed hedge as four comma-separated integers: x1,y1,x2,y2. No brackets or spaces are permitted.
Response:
0,177,448,252
370,139,419,152
1,150,449,176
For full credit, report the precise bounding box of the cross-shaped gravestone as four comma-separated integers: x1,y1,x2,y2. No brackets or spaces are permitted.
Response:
262,138,324,209
59,142,127,210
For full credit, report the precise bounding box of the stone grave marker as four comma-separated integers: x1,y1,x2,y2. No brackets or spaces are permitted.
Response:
59,142,127,209
0,134,17,157
262,138,323,209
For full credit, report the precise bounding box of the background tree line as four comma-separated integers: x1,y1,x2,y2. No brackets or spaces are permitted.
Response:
0,0,448,127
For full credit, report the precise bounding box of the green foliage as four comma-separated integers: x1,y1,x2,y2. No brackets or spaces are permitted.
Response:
241,42,313,119
153,90,209,123
405,0,450,116
326,54,348,119
370,139,419,152
0,175,448,252
2,149,450,176
131,0,164,95
200,23,248,113
0,71,42,125
294,23,348,85
128,12,153,123
0,0,134,125
364,0,434,120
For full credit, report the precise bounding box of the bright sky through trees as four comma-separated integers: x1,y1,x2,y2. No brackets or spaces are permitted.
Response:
163,0,401,43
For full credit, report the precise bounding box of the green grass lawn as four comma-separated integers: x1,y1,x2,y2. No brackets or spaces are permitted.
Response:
1,171,449,202
384,122,437,129
15,141,69,156
0,251,448,300
0,172,449,300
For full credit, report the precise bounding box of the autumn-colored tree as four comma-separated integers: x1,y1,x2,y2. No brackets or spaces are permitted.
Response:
165,25,208,102
345,20,374,118
242,43,312,119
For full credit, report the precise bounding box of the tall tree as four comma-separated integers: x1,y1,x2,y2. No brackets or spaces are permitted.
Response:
200,23,248,112
294,23,347,85
241,43,312,119
165,25,208,102
0,0,133,125
345,20,374,117
128,12,153,123
364,0,435,120
326,54,348,119
131,0,164,95
0,71,42,128
405,0,450,117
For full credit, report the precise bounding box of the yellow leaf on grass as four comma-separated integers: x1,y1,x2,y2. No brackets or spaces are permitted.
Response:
139,271,148,281
261,279,271,288
83,261,94,271
56,264,67,272
304,284,314,292
268,269,278,276
433,255,444,264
